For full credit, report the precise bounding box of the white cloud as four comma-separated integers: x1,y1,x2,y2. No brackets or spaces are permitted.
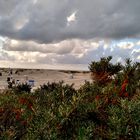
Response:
118,42,134,49
136,41,140,46
137,56,140,60
1,37,139,67
67,11,77,26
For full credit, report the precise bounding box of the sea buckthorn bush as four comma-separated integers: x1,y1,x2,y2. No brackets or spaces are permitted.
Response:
0,57,140,139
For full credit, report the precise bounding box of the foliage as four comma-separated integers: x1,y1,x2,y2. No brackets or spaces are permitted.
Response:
89,56,122,85
11,83,31,93
0,57,140,139
0,92,34,139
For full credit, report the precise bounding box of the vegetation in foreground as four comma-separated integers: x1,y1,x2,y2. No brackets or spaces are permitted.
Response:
0,56,140,139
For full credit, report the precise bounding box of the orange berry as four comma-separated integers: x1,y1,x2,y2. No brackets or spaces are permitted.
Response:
95,95,100,100
124,92,129,97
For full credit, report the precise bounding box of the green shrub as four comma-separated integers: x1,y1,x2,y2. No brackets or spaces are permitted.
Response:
0,57,140,139
0,92,35,139
12,83,31,94
89,56,122,85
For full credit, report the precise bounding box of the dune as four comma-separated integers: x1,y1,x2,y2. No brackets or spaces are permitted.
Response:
0,68,92,90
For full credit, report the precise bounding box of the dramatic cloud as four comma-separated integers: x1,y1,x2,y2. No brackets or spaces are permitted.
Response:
2,38,140,65
0,0,140,69
0,0,140,42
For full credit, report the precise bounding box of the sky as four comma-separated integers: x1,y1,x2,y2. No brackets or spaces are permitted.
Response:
0,0,140,70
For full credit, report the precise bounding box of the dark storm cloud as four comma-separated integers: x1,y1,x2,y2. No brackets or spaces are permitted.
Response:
0,0,140,43
0,0,20,16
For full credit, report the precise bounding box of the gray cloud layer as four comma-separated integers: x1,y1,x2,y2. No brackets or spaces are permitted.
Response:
0,0,140,43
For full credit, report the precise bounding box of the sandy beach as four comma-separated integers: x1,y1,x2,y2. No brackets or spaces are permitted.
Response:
0,68,92,90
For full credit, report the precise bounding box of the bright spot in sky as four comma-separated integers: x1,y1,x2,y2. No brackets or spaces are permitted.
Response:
33,0,38,4
11,40,18,46
15,19,29,30
67,11,77,26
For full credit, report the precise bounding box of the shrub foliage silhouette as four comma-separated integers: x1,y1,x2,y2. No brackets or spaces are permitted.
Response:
0,56,140,139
